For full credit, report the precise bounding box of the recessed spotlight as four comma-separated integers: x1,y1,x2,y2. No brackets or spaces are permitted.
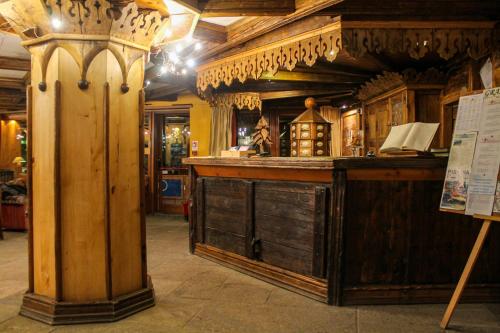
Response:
145,80,151,86
175,44,184,53
181,68,187,75
51,17,63,29
160,66,167,75
195,42,202,51
168,52,179,64
186,59,195,68
164,28,173,38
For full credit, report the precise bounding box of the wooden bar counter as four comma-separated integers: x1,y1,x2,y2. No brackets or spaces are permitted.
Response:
183,157,500,305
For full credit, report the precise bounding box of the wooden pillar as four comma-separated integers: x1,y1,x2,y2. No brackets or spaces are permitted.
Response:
0,0,169,325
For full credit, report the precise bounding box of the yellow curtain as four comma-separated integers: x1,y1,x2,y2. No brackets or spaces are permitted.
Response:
209,105,233,156
319,106,341,157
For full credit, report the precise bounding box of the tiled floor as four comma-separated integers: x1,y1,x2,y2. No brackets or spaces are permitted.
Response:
0,215,499,332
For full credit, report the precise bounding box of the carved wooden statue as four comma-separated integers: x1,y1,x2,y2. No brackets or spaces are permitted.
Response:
253,116,272,154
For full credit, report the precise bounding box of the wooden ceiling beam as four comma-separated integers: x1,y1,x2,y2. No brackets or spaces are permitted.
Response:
0,78,26,90
260,89,352,100
193,21,227,43
259,71,366,84
0,56,30,71
198,0,295,17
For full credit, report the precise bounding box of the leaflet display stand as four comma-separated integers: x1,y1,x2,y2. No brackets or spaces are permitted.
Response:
440,212,499,329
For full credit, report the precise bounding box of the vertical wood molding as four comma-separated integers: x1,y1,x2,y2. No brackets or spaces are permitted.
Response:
244,181,255,259
313,186,327,278
328,169,346,305
54,80,62,302
196,178,205,243
27,84,34,293
139,89,148,288
103,82,112,300
188,166,197,254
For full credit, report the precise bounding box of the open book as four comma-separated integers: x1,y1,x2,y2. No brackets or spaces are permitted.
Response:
380,122,440,153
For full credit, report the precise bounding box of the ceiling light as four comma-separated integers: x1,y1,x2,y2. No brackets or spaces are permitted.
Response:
168,52,179,64
186,59,195,68
164,28,173,38
51,17,63,29
145,80,151,86
175,44,184,53
195,42,202,51
160,66,167,75
181,68,187,75
186,35,193,43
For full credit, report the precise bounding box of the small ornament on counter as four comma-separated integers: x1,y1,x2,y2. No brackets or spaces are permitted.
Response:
253,116,272,154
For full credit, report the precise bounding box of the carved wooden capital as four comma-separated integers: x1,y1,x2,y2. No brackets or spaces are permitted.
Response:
0,0,169,50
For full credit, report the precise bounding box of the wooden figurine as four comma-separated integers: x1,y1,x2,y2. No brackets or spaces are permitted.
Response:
253,116,272,154
290,97,331,157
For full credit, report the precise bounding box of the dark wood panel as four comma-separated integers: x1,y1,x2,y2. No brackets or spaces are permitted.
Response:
312,186,328,278
255,213,314,252
205,193,246,211
259,240,313,276
205,228,246,256
205,208,246,235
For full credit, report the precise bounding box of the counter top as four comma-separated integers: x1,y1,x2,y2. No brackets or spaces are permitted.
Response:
182,156,448,170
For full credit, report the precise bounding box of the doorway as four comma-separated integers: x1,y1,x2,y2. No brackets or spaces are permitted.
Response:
146,108,191,216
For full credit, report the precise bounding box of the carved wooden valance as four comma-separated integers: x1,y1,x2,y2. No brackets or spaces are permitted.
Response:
196,21,343,92
196,20,496,92
209,93,262,111
357,68,448,101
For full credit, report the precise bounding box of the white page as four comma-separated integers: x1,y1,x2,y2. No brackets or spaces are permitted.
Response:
402,122,439,151
455,94,483,133
380,123,414,152
480,58,493,90
466,88,500,215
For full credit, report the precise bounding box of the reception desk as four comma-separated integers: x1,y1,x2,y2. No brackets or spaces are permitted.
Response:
183,157,500,305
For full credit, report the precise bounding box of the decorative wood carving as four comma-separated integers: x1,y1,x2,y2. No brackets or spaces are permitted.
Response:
0,1,170,92
357,68,448,101
1,1,169,49
196,20,496,92
342,27,493,61
196,21,342,92
208,92,262,111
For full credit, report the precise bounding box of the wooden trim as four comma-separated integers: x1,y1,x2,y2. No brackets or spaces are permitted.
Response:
341,20,496,29
139,89,148,289
54,80,62,302
196,178,205,243
195,243,328,302
244,181,255,259
188,166,197,253
21,34,149,51
20,287,155,325
26,84,34,293
194,165,333,183
103,83,112,300
328,169,346,305
312,186,327,278
346,168,445,181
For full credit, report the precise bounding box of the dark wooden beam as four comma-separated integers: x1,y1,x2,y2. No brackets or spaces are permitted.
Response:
317,0,500,20
259,71,366,84
0,78,26,90
0,56,30,71
216,80,360,93
198,0,295,17
193,21,227,44
260,89,354,100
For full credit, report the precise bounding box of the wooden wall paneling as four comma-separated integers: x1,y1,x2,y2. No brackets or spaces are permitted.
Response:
312,186,328,278
54,80,62,302
139,89,147,289
327,169,346,305
108,55,143,298
103,82,112,300
32,48,56,299
60,48,106,302
254,181,316,276
244,181,255,259
26,85,34,292
196,178,205,244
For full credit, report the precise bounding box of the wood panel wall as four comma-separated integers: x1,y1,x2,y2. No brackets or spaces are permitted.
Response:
0,119,21,170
